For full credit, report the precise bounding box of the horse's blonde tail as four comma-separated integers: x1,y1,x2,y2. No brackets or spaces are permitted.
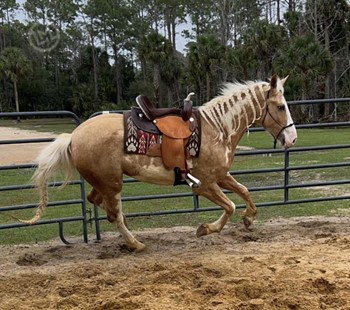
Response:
17,133,75,224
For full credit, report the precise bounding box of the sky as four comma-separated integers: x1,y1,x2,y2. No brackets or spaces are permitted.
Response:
12,0,190,53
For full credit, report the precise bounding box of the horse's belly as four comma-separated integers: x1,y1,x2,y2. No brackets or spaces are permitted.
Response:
123,156,175,186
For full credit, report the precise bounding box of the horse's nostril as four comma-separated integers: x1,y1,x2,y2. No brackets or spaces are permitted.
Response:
292,138,297,144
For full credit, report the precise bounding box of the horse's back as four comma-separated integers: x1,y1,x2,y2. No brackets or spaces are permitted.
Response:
72,114,124,151
70,114,125,184
74,113,124,134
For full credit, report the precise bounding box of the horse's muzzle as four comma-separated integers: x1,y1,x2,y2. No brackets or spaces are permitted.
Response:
280,125,297,149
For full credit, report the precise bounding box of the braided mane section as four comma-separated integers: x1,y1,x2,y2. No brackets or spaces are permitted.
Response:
199,81,270,142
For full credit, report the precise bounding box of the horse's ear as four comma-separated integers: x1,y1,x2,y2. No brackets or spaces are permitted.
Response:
281,75,289,86
270,74,278,90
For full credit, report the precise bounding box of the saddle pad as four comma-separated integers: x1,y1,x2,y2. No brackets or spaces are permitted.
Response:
124,112,161,154
123,110,201,157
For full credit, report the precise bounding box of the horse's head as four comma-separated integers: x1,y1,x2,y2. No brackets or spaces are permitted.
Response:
260,75,297,149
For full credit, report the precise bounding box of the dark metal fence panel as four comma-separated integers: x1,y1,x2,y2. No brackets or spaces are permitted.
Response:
1,98,350,244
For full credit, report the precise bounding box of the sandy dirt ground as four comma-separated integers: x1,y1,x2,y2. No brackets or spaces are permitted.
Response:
0,126,56,165
1,127,350,309
1,217,350,310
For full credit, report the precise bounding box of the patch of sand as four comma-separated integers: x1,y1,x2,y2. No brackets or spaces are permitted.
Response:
0,126,56,165
0,216,350,309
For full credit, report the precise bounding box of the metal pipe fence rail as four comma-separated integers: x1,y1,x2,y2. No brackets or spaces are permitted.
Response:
1,98,350,244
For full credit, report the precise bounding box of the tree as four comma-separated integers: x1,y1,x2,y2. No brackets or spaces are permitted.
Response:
0,0,19,50
87,0,136,105
0,47,32,120
138,31,173,106
274,35,333,121
162,0,186,49
304,0,350,117
184,0,214,39
160,50,183,106
242,20,285,79
187,34,226,103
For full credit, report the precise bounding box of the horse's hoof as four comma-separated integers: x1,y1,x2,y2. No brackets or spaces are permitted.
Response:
243,217,253,230
133,241,146,252
124,241,146,252
196,224,210,237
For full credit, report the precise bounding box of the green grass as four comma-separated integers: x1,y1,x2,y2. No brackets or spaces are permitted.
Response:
0,119,350,245
0,118,77,134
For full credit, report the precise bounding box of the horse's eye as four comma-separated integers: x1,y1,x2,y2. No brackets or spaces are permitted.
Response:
277,105,285,111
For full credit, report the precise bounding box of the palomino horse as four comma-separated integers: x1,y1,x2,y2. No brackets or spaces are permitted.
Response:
22,75,297,251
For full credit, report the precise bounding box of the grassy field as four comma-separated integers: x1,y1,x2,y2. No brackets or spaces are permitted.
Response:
0,118,349,244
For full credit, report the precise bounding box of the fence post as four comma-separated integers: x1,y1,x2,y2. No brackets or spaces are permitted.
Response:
284,150,290,203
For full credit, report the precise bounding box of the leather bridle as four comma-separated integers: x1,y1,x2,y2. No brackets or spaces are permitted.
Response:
261,91,295,148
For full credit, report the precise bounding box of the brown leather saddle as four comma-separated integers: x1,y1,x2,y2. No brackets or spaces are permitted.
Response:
126,94,201,187
136,95,193,122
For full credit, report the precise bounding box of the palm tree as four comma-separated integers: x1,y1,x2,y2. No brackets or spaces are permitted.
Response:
274,35,333,121
0,47,32,121
274,35,333,99
160,51,183,107
137,31,173,107
242,20,285,78
187,35,226,102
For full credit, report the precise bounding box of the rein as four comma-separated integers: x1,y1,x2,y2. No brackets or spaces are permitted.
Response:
261,91,294,148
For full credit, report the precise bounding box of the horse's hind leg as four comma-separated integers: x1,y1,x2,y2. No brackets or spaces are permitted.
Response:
217,173,257,229
88,188,128,228
104,192,145,251
87,188,103,205
89,187,145,251
193,183,235,237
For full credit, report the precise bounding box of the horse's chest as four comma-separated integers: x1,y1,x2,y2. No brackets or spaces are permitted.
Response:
194,142,233,177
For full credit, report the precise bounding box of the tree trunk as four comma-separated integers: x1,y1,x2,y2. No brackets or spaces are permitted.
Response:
206,71,210,102
153,62,161,107
141,57,147,81
171,20,176,50
89,18,99,109
113,45,122,105
92,44,99,107
13,80,20,122
166,9,171,42
167,84,173,107
324,25,335,119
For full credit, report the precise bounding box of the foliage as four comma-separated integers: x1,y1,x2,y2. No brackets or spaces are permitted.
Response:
274,35,333,99
0,0,349,119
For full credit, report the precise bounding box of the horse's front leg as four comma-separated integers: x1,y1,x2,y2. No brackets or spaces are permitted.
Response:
217,173,257,229
193,183,235,237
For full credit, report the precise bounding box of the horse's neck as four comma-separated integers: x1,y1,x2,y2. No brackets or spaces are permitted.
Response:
199,83,267,143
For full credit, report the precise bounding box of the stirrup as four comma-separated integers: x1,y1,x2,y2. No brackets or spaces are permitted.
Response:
185,173,201,188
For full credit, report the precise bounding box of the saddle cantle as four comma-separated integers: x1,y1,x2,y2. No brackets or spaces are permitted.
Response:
124,93,201,187
136,94,193,121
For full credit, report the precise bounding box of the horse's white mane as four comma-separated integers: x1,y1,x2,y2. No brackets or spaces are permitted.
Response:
219,80,264,97
199,80,271,142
